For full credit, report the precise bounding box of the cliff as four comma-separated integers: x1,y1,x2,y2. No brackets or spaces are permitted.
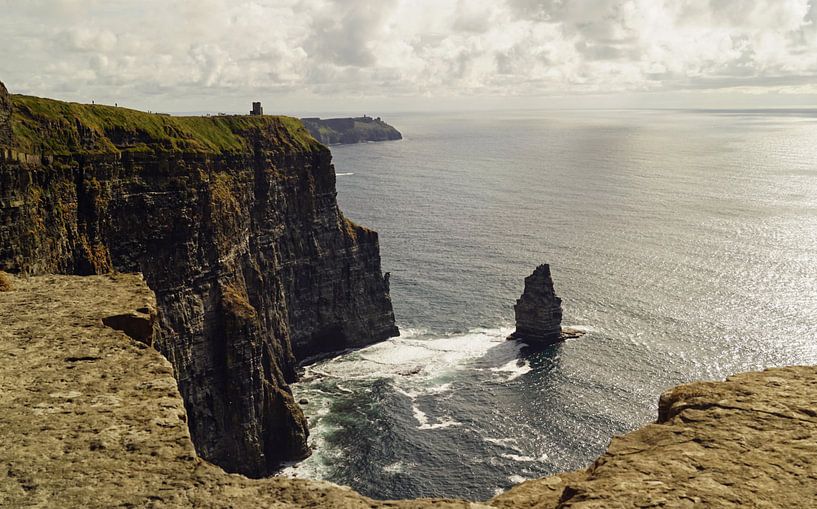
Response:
1,273,813,507
300,116,402,145
0,83,398,477
0,274,474,508
0,82,10,146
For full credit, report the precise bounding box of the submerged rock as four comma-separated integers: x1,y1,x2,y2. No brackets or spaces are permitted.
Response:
508,264,581,344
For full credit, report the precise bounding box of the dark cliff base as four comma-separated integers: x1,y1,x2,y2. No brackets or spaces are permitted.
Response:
2,274,814,508
0,83,399,477
300,116,402,145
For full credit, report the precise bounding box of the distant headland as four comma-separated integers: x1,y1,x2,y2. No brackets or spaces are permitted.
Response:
300,115,402,145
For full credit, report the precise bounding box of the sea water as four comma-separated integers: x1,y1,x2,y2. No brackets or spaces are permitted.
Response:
282,109,817,500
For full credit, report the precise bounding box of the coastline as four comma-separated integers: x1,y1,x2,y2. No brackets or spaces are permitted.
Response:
2,272,813,507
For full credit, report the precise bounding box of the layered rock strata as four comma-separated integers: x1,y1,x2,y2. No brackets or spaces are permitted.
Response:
509,264,581,344
0,84,398,476
2,273,814,507
0,82,11,146
0,274,478,508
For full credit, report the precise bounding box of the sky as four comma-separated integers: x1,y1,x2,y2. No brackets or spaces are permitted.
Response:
1,0,816,114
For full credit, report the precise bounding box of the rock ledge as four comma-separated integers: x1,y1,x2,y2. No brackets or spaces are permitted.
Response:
2,274,814,508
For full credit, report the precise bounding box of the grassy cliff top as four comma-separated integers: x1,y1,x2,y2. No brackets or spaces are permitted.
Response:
10,94,322,156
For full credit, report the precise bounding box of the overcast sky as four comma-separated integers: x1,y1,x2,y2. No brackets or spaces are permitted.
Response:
1,0,816,114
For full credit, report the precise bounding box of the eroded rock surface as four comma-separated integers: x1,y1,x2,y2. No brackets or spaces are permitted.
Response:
0,84,399,476
493,365,817,508
0,274,482,509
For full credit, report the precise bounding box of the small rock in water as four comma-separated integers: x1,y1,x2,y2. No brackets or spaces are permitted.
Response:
298,398,309,405
508,264,583,345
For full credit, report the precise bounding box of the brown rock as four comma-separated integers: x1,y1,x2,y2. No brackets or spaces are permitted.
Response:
102,308,157,345
492,365,817,508
0,274,481,508
0,270,12,292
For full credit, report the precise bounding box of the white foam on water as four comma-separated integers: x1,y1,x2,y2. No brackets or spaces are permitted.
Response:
489,358,532,381
419,419,462,430
280,400,339,480
336,172,355,176
483,437,520,448
412,402,462,430
507,474,528,484
383,461,410,474
411,403,428,426
301,327,514,389
500,453,536,462
288,326,520,475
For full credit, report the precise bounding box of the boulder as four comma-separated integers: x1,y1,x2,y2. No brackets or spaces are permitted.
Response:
102,307,157,346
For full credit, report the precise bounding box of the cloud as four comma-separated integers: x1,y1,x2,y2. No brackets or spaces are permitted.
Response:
0,0,815,110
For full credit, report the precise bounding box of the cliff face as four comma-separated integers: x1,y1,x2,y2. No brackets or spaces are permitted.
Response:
300,116,402,145
0,274,472,509
2,274,814,508
0,85,398,476
0,82,10,146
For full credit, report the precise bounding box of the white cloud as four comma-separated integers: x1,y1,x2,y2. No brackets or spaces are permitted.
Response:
0,0,815,111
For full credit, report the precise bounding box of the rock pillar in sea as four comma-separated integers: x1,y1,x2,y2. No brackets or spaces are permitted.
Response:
508,264,566,344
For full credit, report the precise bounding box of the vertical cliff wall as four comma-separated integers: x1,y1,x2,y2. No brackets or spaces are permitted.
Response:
0,83,10,146
0,84,398,476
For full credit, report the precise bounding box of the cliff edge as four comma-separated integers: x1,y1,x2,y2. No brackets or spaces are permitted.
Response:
2,273,814,507
0,82,399,477
0,274,475,508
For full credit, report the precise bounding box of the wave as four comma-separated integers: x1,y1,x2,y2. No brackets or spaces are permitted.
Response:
286,325,531,478
336,172,355,176
300,326,515,386
489,358,532,381
412,404,462,430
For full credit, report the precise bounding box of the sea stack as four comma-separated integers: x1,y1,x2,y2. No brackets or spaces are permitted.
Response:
508,264,581,344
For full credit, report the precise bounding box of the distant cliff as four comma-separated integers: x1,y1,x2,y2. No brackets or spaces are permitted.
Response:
0,82,399,477
300,116,402,145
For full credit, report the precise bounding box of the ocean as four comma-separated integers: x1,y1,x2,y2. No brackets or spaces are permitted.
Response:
282,109,817,500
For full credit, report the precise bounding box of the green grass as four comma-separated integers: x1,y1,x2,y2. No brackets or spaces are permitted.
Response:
10,95,321,156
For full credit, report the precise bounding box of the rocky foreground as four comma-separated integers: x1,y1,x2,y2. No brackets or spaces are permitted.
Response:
0,274,473,509
2,273,815,508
